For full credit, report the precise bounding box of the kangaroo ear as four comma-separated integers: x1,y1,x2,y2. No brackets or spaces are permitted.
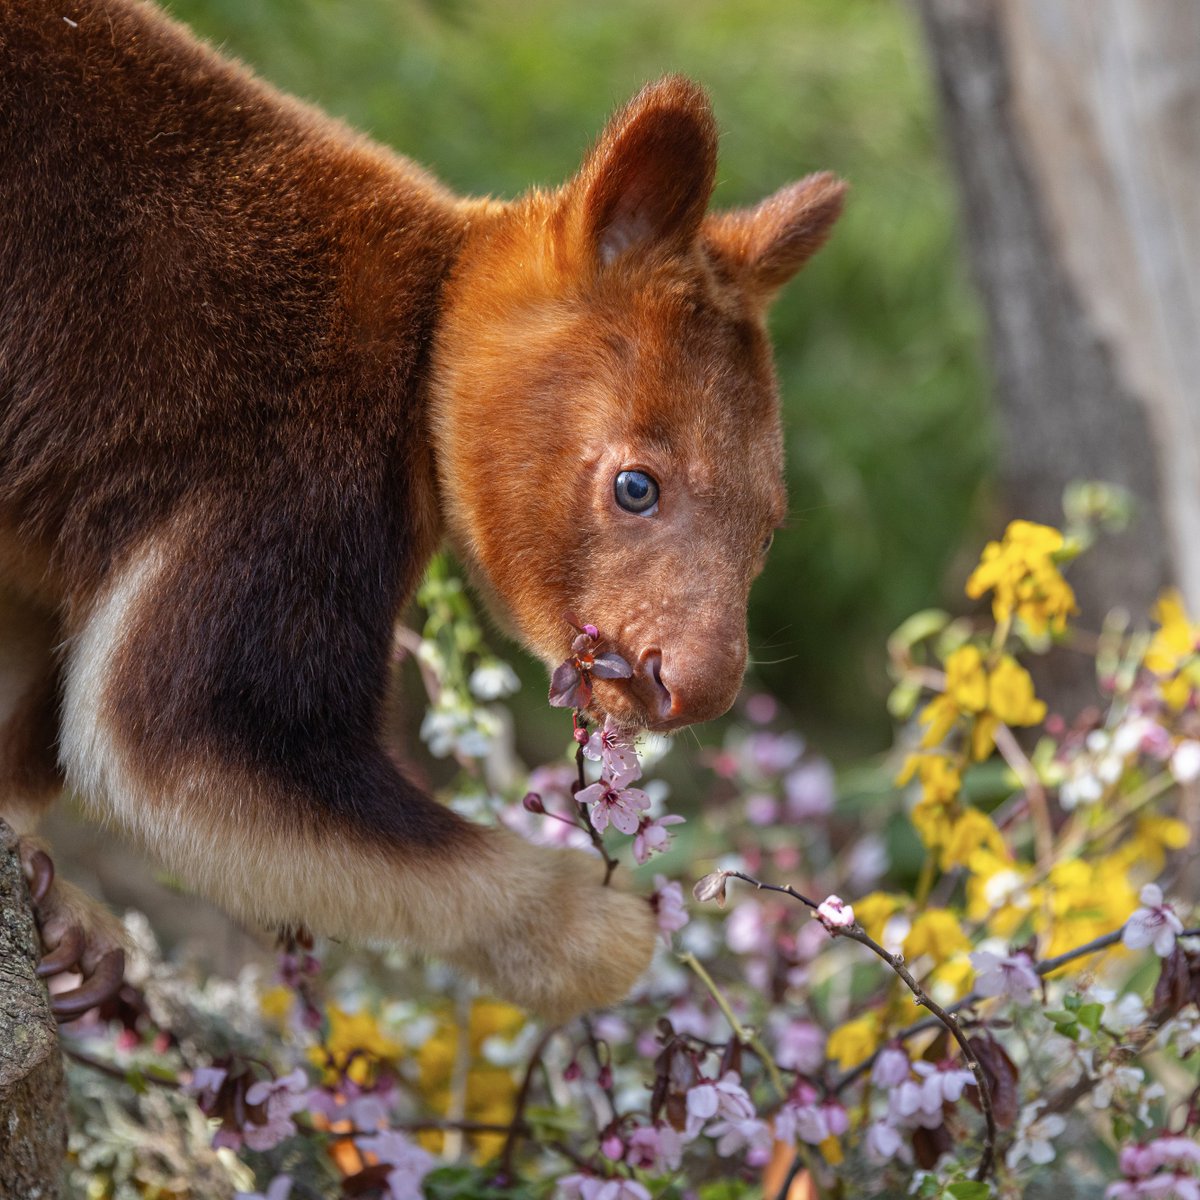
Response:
704,172,847,302
572,76,718,266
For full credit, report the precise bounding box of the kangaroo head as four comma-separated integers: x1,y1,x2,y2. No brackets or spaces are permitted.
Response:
431,76,845,732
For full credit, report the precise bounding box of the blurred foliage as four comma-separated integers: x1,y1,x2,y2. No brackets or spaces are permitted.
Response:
165,0,990,751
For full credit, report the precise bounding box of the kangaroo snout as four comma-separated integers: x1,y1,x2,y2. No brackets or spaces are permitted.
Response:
630,636,747,731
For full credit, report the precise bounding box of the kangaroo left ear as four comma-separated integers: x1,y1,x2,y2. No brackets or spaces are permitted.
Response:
704,172,848,303
571,76,718,266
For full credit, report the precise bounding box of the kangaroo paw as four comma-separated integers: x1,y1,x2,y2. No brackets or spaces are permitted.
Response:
18,838,129,1021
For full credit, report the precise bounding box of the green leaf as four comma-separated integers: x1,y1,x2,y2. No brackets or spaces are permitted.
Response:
890,608,951,651
888,678,922,719
1077,1002,1104,1033
947,1182,992,1200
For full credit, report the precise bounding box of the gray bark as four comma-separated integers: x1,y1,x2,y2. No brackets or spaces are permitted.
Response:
915,0,1200,704
0,819,65,1200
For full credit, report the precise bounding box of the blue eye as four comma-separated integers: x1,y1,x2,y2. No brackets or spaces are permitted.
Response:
614,469,659,514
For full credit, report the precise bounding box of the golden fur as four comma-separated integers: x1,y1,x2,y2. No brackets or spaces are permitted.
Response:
0,0,844,1018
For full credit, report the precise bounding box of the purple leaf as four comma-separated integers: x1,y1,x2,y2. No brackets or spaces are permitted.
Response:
549,660,584,708
591,652,633,680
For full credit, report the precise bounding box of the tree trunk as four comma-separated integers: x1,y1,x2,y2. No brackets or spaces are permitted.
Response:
0,819,66,1200
915,0,1200,704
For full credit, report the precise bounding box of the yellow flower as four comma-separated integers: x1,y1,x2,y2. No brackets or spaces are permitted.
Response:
912,795,956,857
1040,856,1138,960
819,1135,844,1166
917,651,1045,762
312,1005,404,1086
965,850,1037,938
965,520,1078,636
854,892,903,944
899,754,965,857
931,954,975,1000
259,985,295,1029
903,909,971,964
987,657,1047,727
1145,590,1200,709
826,1012,881,1071
940,808,1007,871
897,753,962,804
946,645,989,713
1112,814,1191,876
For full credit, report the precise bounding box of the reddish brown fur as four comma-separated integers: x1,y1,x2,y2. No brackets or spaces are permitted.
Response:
0,0,844,1018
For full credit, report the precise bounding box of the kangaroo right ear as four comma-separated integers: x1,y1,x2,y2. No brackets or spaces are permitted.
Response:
703,172,847,304
568,76,718,266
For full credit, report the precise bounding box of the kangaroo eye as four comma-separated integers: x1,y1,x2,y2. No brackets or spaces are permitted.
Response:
761,531,775,554
614,469,659,515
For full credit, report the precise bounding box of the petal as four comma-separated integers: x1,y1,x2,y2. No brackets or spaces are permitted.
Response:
549,661,585,708
591,652,633,679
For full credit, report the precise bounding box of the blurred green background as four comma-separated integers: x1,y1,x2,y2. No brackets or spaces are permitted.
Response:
167,0,992,755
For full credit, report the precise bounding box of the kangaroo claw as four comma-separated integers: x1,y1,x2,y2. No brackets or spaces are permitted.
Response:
37,922,86,977
50,949,127,1019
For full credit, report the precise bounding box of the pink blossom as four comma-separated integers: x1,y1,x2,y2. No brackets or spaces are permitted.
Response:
744,693,779,724
889,1060,974,1129
583,716,641,781
1149,1137,1200,1171
746,730,806,776
1123,884,1185,957
706,1116,774,1162
306,1077,395,1131
1121,1143,1162,1179
864,1120,905,1164
625,1124,682,1172
871,1045,911,1088
772,1019,825,1074
241,1069,308,1151
633,813,685,864
816,895,855,932
652,875,688,942
685,1072,756,1138
600,1133,624,1160
970,948,1041,1003
744,792,779,825
577,767,651,835
725,900,773,957
784,759,835,819
187,1066,228,1105
354,1131,436,1200
557,1177,651,1200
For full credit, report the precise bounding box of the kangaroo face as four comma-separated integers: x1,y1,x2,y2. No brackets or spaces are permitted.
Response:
431,77,845,732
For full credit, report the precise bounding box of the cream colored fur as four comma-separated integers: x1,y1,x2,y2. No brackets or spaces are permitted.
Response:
59,541,656,1021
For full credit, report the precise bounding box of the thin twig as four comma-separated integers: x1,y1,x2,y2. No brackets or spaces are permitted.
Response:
64,1045,178,1089
992,721,1053,868
679,951,786,1099
498,1025,557,1181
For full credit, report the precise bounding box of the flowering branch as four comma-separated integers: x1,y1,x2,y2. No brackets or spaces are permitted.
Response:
835,921,1200,1096
695,869,997,1180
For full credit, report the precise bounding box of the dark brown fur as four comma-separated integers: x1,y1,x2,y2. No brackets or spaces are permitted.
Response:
0,0,844,1018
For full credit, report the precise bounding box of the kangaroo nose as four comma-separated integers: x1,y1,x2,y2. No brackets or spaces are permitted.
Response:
638,649,675,722
637,636,748,728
